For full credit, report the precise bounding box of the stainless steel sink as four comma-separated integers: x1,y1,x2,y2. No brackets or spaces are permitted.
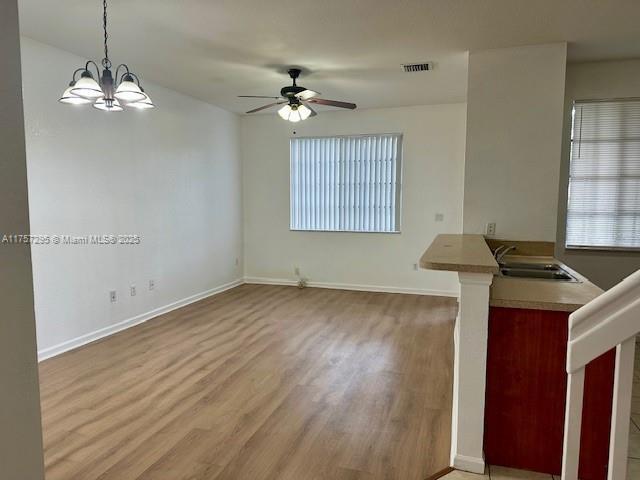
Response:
500,267,579,282
501,261,561,271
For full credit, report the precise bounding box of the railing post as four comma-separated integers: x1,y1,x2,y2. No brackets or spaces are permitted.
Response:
608,337,636,480
562,368,585,480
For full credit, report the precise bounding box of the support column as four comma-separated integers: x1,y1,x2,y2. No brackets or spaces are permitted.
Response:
0,1,45,478
451,272,493,473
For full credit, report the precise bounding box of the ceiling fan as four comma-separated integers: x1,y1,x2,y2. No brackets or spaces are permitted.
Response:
239,68,357,122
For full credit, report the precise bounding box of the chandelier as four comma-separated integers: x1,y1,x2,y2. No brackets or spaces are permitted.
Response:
59,0,154,111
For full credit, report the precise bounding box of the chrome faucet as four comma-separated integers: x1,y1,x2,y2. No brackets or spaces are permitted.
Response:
494,245,516,264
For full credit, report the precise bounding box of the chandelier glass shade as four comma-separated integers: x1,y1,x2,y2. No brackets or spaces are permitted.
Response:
69,72,104,98
114,75,146,102
127,89,155,109
59,83,92,105
59,0,154,111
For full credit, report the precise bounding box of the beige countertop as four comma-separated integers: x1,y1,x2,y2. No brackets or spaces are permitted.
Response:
420,234,603,312
419,234,499,274
490,255,603,312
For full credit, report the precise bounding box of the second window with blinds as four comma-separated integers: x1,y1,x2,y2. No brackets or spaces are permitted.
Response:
567,99,640,249
290,134,403,233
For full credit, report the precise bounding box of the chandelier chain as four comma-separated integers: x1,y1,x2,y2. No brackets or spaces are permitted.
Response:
102,0,111,69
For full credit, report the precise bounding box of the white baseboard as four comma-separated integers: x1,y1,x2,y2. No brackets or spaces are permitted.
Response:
244,276,299,287
452,454,486,474
244,276,458,297
37,278,244,362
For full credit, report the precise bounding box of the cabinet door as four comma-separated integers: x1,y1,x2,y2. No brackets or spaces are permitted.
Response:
484,307,615,480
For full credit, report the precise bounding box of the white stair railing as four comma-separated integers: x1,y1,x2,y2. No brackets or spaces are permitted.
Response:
562,269,640,480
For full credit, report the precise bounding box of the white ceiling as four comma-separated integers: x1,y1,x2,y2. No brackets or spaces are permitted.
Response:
18,0,640,113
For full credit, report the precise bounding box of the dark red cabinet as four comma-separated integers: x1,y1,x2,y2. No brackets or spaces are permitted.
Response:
484,306,616,480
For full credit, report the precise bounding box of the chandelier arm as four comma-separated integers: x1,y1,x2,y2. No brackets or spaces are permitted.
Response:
71,67,86,82
84,60,102,80
126,72,142,87
115,64,131,84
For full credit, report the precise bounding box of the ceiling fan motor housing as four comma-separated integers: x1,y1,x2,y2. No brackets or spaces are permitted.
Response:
281,68,305,102
280,68,306,103
281,85,306,100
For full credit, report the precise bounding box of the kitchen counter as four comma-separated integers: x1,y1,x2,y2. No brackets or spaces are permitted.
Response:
420,234,603,312
420,234,607,474
419,234,499,274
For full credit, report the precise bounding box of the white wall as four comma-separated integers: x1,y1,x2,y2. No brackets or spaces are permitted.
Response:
556,60,640,289
0,5,44,478
21,38,244,358
242,104,467,296
463,43,567,241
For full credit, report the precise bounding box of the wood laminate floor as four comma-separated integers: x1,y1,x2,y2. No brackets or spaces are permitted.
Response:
40,284,456,480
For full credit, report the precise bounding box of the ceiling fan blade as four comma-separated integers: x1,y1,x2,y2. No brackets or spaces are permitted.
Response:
238,95,282,99
302,102,318,117
296,89,321,100
307,98,357,110
246,101,286,114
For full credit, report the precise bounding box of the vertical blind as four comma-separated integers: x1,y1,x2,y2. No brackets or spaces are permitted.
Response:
290,134,402,232
567,99,640,249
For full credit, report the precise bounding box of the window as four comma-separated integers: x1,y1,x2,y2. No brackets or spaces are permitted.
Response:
566,99,640,249
290,134,402,232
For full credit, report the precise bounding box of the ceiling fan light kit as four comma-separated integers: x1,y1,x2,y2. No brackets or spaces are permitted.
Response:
59,0,154,111
240,68,356,122
278,103,312,122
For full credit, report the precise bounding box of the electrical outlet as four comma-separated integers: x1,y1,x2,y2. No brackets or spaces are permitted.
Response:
149,279,155,291
235,257,239,267
413,263,419,271
130,285,137,297
486,222,496,236
110,290,117,303
294,266,300,276
435,213,444,222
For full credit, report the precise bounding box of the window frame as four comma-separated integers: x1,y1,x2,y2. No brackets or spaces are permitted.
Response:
565,97,640,252
289,133,404,234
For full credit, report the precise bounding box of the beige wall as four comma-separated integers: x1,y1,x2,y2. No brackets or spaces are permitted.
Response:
0,1,45,478
242,103,467,296
463,43,567,241
555,60,640,289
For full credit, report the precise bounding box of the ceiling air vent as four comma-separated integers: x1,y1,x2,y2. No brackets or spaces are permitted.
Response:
401,62,433,73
